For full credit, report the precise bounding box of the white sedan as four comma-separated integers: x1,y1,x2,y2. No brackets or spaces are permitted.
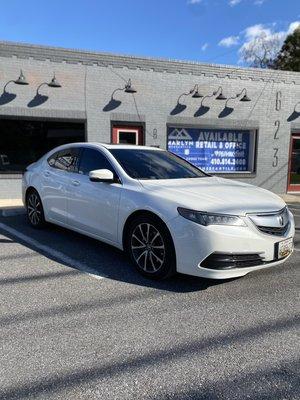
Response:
22,143,295,280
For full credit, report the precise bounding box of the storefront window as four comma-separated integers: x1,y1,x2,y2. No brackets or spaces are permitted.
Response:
0,119,85,173
167,126,256,173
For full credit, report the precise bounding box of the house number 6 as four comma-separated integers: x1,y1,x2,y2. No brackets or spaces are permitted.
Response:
275,91,282,111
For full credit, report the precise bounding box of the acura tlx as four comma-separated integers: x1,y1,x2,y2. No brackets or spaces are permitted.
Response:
22,143,295,280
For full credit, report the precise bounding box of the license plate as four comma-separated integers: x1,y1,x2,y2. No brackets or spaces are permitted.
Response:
275,238,294,259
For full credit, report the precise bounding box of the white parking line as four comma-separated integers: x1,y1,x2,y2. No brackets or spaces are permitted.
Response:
0,222,106,281
294,248,300,252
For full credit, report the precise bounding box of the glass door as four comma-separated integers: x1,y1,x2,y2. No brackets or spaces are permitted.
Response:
288,135,300,192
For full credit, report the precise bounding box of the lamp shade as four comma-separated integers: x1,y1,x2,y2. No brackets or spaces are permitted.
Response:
192,89,203,98
216,92,227,100
14,70,29,85
124,79,137,93
240,93,251,102
48,75,61,88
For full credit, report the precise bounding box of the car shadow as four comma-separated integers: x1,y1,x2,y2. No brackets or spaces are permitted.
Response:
0,214,235,293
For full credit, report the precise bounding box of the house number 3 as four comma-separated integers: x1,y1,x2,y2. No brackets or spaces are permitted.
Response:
273,148,279,167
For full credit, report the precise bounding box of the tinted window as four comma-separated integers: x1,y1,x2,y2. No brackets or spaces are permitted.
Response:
47,151,58,168
48,148,80,172
109,149,207,180
79,148,114,175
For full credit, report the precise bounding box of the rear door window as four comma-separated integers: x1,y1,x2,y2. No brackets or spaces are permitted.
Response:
48,148,81,172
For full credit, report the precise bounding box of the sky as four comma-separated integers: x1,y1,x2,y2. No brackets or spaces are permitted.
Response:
0,0,299,67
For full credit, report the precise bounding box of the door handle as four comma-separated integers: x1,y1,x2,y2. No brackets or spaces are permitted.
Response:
71,180,80,187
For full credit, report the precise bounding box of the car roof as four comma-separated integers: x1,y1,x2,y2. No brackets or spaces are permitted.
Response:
92,143,162,151
58,142,163,151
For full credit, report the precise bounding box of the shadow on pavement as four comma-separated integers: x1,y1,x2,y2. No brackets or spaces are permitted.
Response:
0,214,233,293
0,314,298,399
147,358,300,400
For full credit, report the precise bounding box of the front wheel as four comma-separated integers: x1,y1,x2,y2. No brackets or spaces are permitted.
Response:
126,215,176,280
26,189,46,228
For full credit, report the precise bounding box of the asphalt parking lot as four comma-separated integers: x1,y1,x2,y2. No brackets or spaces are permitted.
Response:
0,206,299,400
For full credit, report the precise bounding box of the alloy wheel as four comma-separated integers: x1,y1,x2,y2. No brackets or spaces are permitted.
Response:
131,223,166,273
27,192,42,226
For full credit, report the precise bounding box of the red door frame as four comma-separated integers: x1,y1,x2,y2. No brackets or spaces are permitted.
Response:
111,125,144,145
287,134,300,192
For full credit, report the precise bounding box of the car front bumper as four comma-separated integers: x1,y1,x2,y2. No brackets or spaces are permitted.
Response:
168,211,295,279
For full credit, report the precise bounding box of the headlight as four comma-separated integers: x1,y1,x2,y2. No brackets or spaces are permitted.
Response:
177,207,246,227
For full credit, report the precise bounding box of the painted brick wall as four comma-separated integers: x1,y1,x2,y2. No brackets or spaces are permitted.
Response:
0,41,299,198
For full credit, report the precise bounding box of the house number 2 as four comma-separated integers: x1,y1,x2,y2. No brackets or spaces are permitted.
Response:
273,121,280,167
274,120,280,140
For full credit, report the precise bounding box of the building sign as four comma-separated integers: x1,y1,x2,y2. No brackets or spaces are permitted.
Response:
167,127,254,173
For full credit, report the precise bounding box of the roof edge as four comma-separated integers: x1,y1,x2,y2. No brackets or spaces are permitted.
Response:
0,40,299,83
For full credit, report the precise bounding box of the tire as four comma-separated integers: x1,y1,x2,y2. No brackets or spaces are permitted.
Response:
26,189,46,228
126,214,176,280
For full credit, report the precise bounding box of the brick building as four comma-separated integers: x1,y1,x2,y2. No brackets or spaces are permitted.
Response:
0,41,299,198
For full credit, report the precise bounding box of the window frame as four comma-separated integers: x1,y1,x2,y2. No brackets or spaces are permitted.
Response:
77,147,122,184
47,147,81,173
109,148,209,180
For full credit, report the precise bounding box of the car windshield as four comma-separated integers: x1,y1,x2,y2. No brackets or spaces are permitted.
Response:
109,148,208,180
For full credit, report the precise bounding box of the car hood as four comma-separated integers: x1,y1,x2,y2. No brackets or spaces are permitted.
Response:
139,176,286,215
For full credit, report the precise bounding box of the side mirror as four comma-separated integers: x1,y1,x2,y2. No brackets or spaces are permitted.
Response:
89,169,114,183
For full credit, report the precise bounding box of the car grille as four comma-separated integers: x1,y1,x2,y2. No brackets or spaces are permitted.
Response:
256,224,289,236
248,207,290,237
201,253,265,270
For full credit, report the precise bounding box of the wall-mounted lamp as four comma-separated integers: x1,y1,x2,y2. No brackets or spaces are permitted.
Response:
225,88,251,108
110,79,137,99
27,74,61,108
124,79,137,93
213,86,227,100
191,84,203,98
193,87,226,117
37,74,62,92
3,70,29,91
48,74,62,88
0,70,29,106
197,86,225,107
103,79,137,112
14,70,29,85
177,84,203,104
240,93,251,102
199,87,227,107
170,85,203,115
